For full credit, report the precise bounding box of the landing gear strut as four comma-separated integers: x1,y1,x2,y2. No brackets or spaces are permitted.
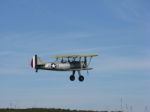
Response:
35,69,38,72
69,71,84,82
69,71,75,81
77,71,84,82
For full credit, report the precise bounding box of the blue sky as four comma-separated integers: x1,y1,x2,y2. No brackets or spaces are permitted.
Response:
0,0,150,112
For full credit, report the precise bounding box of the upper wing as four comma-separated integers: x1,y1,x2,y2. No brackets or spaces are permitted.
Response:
50,54,98,58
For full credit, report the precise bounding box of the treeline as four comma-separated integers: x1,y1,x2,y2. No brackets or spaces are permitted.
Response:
0,108,123,112
0,108,99,112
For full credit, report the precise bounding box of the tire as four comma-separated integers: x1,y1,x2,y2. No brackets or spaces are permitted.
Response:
79,75,84,82
70,75,75,81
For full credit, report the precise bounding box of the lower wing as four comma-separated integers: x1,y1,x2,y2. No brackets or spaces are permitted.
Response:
67,68,93,71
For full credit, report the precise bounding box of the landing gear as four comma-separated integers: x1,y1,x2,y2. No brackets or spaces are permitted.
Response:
79,75,84,82
70,75,75,81
69,70,84,82
77,70,84,82
69,70,75,81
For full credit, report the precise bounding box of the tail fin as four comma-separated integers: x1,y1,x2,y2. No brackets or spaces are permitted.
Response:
31,54,45,69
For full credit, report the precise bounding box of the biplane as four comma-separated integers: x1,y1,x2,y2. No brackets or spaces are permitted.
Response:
31,54,98,82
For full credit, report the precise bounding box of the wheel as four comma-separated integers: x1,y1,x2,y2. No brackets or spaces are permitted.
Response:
79,75,84,82
70,75,75,81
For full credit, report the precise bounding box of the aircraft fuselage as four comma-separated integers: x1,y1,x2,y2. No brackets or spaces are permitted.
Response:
35,61,86,71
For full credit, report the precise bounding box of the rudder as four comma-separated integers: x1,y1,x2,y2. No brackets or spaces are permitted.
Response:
31,54,37,69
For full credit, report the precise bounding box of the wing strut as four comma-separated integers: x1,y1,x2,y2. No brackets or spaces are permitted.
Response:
87,57,92,67
84,57,87,67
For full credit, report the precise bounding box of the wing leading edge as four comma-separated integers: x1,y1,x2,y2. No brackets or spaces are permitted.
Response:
50,54,98,58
